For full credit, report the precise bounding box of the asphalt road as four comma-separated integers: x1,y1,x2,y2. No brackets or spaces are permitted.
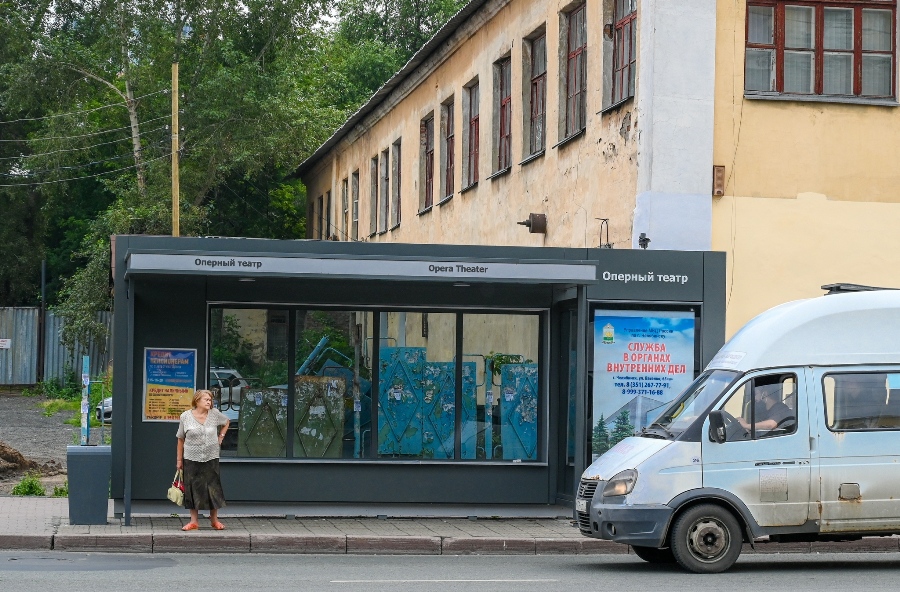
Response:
1,552,899,591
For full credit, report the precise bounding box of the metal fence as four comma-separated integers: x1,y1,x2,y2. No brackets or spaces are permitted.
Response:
0,307,112,386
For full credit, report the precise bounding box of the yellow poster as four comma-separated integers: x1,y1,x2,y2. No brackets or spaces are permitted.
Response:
143,348,197,421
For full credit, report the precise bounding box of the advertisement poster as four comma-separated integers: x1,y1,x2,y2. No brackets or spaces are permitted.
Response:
592,310,695,458
143,348,197,421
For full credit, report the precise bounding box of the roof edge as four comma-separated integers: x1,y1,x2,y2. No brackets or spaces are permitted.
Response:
293,0,495,179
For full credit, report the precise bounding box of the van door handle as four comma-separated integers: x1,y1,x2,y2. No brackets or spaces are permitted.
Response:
809,437,816,452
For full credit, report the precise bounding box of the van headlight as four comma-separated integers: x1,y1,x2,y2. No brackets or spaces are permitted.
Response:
602,469,637,497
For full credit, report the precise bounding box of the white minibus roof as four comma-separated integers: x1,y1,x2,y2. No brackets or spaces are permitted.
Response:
707,290,900,372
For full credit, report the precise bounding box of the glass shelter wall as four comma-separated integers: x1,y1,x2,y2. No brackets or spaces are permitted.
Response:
209,306,544,463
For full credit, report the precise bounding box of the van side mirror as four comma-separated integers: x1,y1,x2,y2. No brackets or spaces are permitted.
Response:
708,410,727,444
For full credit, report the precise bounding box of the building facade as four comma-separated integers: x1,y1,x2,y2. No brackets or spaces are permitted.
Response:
299,0,717,253
712,0,900,334
301,0,900,338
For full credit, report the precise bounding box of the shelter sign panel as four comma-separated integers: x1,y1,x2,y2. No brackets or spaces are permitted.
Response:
592,311,695,456
143,348,197,421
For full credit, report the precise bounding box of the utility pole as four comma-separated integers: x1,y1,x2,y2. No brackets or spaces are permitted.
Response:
171,62,180,237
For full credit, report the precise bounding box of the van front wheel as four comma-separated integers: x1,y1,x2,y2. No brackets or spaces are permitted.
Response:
670,504,742,573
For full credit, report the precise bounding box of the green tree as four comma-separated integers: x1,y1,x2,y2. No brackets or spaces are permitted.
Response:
610,409,635,447
592,414,610,456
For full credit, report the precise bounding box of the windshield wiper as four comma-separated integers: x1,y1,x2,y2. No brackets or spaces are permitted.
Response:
644,421,675,439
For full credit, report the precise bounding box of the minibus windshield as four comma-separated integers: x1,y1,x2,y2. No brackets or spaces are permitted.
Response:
648,370,740,436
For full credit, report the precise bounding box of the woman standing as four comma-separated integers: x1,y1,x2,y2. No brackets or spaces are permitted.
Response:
176,389,230,531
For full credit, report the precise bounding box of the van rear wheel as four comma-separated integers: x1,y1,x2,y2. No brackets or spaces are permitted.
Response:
670,504,742,574
630,545,676,563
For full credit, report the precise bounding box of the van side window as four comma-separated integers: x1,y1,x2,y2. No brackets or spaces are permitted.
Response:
824,372,900,431
714,374,798,441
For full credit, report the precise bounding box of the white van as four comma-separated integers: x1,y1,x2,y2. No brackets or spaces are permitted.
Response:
576,290,900,573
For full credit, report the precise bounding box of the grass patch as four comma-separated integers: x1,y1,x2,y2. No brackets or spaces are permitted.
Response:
40,399,79,417
11,472,46,496
52,481,69,498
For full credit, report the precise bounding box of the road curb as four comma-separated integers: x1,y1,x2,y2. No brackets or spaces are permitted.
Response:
54,533,153,553
0,534,52,550
250,534,346,554
442,537,536,555
153,532,250,553
347,535,441,555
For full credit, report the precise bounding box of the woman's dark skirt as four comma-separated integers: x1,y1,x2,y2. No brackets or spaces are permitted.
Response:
183,458,226,510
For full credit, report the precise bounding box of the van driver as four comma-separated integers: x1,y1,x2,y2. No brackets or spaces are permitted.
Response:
737,384,793,434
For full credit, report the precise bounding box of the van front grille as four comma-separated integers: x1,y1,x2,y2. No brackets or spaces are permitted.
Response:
575,479,599,535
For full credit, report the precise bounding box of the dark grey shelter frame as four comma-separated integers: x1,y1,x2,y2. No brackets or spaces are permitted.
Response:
111,236,725,523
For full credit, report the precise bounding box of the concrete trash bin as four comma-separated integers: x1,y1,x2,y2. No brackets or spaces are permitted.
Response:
66,445,111,525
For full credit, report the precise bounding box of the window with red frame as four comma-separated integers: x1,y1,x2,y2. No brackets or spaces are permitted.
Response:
467,83,480,186
746,1,895,98
530,34,547,155
565,4,587,137
498,58,512,171
444,102,455,198
613,0,637,104
422,116,435,209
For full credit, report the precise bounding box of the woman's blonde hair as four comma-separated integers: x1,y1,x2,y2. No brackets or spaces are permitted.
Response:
192,389,214,408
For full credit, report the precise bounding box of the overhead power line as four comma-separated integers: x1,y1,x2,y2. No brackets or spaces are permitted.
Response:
0,89,169,125
0,125,170,162
0,151,173,187
0,114,170,143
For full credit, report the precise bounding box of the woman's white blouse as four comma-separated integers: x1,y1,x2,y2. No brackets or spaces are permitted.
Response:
176,408,228,462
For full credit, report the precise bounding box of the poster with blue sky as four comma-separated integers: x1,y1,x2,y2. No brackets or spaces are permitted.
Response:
592,310,695,446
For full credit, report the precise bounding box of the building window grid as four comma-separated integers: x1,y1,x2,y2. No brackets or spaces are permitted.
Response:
467,84,480,186
369,156,378,236
391,140,401,228
530,35,547,155
423,117,435,209
325,191,331,240
380,149,389,232
746,1,896,98
565,4,588,138
351,171,359,241
341,179,349,240
498,58,512,171
612,0,637,104
316,195,324,239
444,102,455,198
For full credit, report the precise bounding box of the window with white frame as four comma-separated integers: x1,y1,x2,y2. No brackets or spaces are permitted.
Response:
745,1,896,98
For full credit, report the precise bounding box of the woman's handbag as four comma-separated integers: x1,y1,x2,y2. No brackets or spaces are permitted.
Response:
167,470,185,506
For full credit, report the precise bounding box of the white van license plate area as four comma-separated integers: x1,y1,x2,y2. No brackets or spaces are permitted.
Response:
575,499,588,513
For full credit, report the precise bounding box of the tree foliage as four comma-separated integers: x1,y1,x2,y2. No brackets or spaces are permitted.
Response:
0,0,466,349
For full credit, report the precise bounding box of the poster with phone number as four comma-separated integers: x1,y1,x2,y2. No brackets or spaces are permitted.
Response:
143,348,197,421
592,310,695,438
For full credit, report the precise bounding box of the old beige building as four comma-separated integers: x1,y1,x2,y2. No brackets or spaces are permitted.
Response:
299,0,717,253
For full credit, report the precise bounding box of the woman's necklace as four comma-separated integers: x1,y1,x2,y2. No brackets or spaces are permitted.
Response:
192,409,209,423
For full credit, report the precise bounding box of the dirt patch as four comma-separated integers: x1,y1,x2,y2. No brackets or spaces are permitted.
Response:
0,392,77,495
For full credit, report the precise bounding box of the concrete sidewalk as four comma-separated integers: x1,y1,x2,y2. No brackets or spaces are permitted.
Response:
1,497,900,556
